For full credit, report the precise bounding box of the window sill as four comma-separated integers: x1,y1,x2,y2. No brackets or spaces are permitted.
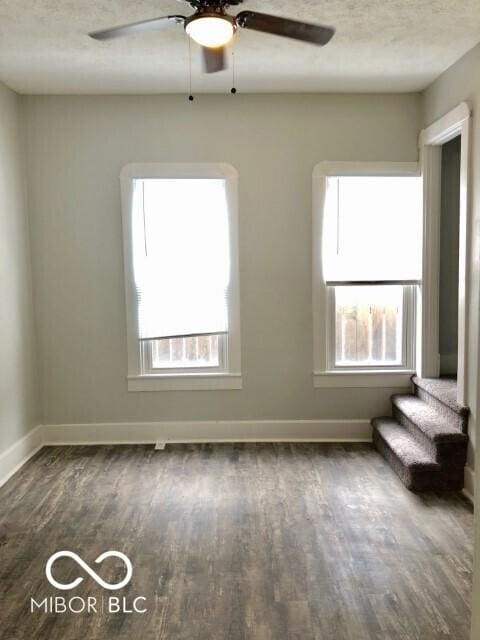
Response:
313,370,415,389
128,373,243,392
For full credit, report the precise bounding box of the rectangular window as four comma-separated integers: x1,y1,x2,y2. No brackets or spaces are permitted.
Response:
121,164,241,391
313,163,422,387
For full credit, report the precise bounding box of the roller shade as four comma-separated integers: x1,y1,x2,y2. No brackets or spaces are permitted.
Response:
132,178,230,341
323,176,422,283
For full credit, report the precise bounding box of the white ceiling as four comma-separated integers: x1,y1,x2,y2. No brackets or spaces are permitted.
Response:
1,0,480,94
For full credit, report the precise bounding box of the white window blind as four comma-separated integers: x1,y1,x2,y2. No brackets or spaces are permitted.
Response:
132,178,230,341
323,176,422,283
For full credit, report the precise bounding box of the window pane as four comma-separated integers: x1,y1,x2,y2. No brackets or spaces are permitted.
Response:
133,178,230,340
149,335,220,369
323,176,422,282
335,286,403,366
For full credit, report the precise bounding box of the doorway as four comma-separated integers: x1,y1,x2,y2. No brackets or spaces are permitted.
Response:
418,102,471,407
439,135,461,377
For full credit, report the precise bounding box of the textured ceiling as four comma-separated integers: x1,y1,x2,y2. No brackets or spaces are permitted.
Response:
0,0,480,94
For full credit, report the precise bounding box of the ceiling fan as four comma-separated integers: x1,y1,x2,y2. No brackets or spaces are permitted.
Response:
89,1,335,74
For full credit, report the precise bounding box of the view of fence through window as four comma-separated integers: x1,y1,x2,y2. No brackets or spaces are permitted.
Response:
150,335,220,369
335,285,403,366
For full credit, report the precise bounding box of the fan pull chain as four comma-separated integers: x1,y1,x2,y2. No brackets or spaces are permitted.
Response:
231,44,237,94
188,38,194,101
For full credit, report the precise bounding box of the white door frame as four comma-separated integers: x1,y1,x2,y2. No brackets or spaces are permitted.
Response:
418,102,472,406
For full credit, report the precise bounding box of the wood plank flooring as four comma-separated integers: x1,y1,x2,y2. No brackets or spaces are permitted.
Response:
0,444,473,639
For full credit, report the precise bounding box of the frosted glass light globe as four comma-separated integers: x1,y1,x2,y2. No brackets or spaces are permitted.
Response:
186,15,235,48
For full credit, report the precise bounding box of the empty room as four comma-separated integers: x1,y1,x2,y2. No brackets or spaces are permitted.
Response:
1,1,480,638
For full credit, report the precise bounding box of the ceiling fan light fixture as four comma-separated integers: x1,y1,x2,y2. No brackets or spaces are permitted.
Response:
185,14,235,48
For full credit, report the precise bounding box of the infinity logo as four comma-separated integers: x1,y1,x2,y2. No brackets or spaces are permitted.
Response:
46,551,133,591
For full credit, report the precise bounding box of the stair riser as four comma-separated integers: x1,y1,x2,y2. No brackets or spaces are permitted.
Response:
373,429,464,491
392,406,467,465
414,386,468,433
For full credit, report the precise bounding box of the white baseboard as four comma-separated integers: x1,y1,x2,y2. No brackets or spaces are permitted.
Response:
42,419,372,445
0,425,44,489
463,465,475,503
2,421,474,505
0,419,372,487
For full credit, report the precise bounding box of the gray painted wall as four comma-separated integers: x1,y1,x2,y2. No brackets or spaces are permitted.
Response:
0,82,38,455
22,93,420,426
439,136,461,375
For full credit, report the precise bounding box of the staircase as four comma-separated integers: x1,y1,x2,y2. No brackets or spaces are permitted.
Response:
372,376,469,491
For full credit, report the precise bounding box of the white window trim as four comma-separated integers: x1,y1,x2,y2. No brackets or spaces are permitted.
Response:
419,102,471,406
312,161,420,389
120,162,242,392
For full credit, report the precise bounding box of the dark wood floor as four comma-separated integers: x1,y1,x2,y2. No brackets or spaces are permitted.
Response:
0,444,473,640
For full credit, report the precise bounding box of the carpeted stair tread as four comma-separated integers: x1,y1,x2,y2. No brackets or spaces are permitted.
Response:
372,418,438,468
412,376,469,417
392,394,468,443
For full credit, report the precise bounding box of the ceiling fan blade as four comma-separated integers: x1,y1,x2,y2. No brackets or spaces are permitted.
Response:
89,15,185,41
202,46,227,73
236,11,335,46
